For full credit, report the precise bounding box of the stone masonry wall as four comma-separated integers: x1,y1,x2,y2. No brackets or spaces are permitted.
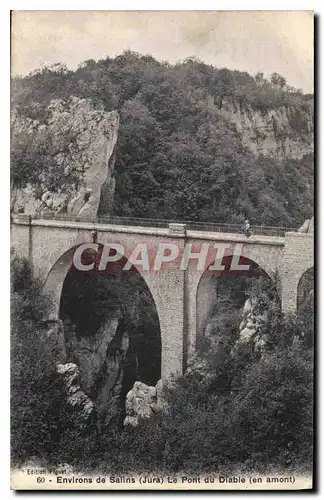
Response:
11,218,314,380
281,232,314,312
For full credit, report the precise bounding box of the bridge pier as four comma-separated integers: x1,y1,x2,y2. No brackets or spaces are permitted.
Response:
143,269,185,382
281,278,299,313
11,215,32,264
280,232,314,314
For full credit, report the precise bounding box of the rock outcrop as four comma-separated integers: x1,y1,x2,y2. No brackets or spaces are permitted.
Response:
65,317,129,430
40,313,131,429
39,318,95,427
298,216,314,234
11,97,119,217
235,297,267,352
186,296,268,382
56,363,94,426
124,379,168,427
218,98,313,160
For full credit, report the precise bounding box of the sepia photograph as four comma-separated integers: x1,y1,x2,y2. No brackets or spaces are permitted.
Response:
10,9,314,490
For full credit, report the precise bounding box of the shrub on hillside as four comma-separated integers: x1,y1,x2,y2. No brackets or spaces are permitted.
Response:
110,297,313,474
11,255,89,466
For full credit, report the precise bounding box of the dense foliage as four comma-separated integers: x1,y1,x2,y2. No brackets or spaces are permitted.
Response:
80,274,312,475
11,52,313,226
11,256,313,473
113,280,313,474
11,256,71,465
118,350,312,474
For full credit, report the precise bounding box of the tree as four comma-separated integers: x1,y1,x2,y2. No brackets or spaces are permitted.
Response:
270,72,287,90
255,72,265,86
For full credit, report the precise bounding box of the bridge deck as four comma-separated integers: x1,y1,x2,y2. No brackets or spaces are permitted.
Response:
12,213,297,239
12,214,291,245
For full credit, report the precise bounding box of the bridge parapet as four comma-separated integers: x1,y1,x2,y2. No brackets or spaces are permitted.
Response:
11,212,297,238
11,213,31,225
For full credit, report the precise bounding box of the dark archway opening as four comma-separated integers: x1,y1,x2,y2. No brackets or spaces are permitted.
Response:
196,255,279,353
297,267,314,315
59,244,161,429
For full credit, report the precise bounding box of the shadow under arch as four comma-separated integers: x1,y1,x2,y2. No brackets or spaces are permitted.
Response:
297,266,314,314
195,254,278,345
43,242,162,386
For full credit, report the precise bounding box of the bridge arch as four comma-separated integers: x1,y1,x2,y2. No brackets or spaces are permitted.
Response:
44,242,189,382
186,249,279,356
44,242,158,318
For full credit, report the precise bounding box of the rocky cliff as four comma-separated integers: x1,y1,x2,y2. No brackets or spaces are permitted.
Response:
64,316,130,430
40,317,94,428
219,98,313,160
11,97,119,217
41,313,131,430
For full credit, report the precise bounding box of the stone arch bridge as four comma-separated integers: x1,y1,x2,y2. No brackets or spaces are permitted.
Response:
11,214,314,382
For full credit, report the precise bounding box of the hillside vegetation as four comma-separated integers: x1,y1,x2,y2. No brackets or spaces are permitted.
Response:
11,51,313,226
11,256,313,473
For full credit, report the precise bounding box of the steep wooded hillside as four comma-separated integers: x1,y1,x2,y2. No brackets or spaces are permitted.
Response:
11,51,314,226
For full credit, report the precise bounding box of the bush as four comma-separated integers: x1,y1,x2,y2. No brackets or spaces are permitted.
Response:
10,255,87,466
109,301,313,474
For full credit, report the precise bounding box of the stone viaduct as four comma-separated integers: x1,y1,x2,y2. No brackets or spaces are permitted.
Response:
11,214,314,382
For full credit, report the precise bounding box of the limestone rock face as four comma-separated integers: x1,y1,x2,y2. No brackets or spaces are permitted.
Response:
40,318,67,364
39,318,94,427
186,296,268,383
11,97,119,217
66,317,129,430
237,298,258,344
219,98,313,160
56,363,94,425
234,297,267,352
67,318,120,395
40,313,131,429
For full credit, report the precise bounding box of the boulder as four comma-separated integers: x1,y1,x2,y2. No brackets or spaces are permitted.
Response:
124,380,168,427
